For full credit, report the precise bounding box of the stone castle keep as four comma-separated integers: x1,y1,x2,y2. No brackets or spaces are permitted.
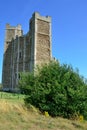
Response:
2,12,52,91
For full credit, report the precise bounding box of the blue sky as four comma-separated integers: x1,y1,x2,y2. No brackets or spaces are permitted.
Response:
0,0,87,83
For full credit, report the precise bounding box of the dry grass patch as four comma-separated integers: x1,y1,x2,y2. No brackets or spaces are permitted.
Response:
0,99,86,130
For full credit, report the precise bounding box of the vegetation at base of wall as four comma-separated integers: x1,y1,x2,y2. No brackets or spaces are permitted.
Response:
19,61,87,120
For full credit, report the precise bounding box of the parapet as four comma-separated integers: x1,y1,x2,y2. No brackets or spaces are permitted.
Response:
32,12,51,23
6,23,22,30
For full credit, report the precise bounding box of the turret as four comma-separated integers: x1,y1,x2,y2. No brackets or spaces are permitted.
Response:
4,24,23,53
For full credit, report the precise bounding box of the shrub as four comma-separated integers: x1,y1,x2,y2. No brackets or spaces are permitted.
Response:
19,61,87,119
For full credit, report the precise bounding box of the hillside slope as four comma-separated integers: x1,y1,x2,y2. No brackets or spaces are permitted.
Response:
0,99,87,130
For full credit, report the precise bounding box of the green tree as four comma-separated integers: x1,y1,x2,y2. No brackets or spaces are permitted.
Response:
19,61,87,119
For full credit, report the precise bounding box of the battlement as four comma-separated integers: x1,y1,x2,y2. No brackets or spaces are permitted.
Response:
6,24,22,30
32,12,51,22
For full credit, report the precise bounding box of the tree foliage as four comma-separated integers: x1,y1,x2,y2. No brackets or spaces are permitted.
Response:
19,61,87,119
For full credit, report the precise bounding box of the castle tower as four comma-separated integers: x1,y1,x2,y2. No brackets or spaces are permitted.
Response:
2,12,52,91
2,24,23,91
30,12,52,68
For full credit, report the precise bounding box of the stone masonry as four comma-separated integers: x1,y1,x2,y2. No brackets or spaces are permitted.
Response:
2,12,52,91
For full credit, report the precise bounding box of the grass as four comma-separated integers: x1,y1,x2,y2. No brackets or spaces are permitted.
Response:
0,92,87,130
0,91,25,99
